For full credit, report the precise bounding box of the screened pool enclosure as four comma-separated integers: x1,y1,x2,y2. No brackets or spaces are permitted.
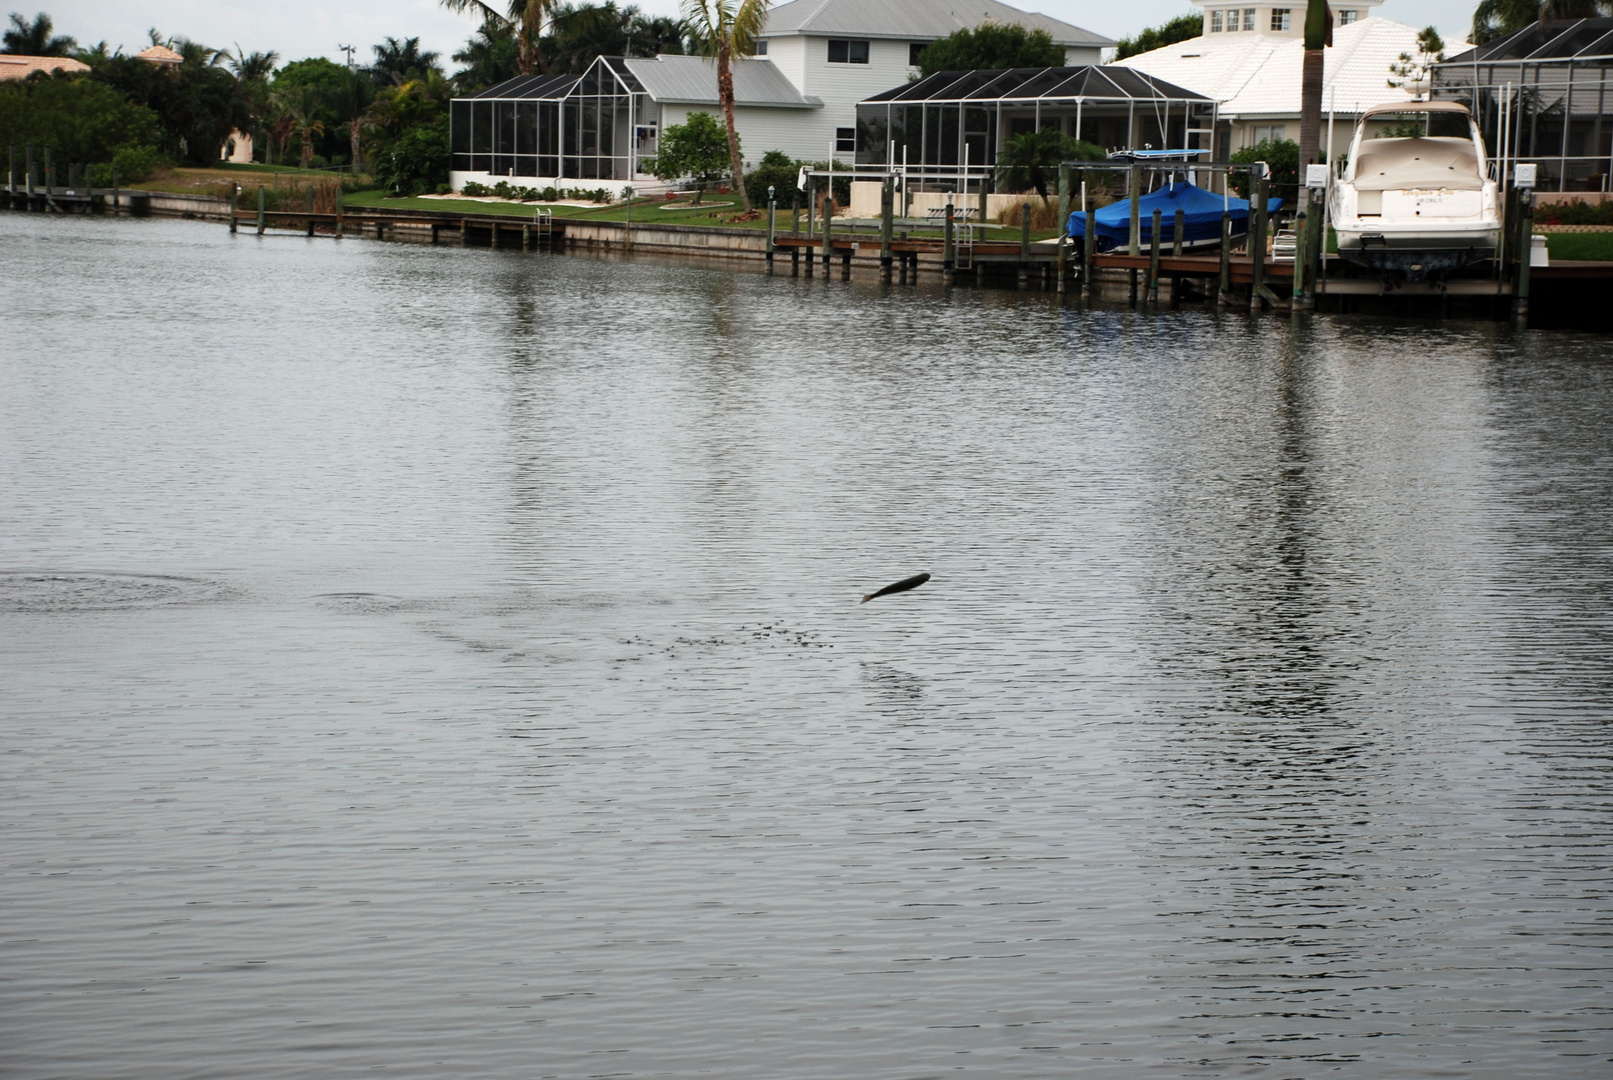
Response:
855,66,1216,190
450,57,654,186
1434,18,1613,191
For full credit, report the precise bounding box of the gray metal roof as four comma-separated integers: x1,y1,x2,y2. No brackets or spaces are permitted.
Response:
622,55,823,108
761,0,1114,47
861,64,1208,103
1442,17,1613,64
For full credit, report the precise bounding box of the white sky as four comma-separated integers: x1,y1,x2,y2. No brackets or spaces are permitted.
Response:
48,0,1478,69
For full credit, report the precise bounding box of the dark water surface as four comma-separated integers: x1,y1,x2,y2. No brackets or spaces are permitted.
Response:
3,213,1611,1078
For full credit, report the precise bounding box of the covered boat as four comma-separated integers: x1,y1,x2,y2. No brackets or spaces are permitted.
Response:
1066,181,1283,251
1330,101,1500,276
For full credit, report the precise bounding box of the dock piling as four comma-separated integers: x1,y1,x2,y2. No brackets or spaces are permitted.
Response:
1056,167,1069,294
878,180,893,281
306,188,315,236
1514,189,1533,328
943,197,955,283
1251,174,1270,309
1081,189,1095,299
1019,203,1031,286
768,187,778,273
229,184,238,233
256,185,265,234
1146,208,1162,303
1218,212,1232,305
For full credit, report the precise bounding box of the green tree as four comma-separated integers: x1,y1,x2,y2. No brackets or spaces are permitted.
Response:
682,0,768,212
994,128,1103,201
1114,14,1203,60
441,0,559,75
0,72,161,161
1388,26,1444,99
743,147,798,207
915,23,1063,77
3,11,74,55
1471,0,1612,45
538,3,687,74
454,18,521,90
271,57,364,165
368,36,442,86
374,115,449,194
647,110,732,203
92,40,248,164
1229,137,1299,202
275,83,325,168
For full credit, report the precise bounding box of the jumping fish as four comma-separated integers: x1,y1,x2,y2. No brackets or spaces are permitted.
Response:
861,572,931,604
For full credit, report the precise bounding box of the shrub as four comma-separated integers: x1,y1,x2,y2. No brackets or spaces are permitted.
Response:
91,144,162,184
1536,199,1613,227
373,117,449,196
744,149,800,208
0,71,162,165
1229,137,1299,204
461,180,490,196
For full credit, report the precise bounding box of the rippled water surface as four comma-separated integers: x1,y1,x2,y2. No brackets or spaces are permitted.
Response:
3,213,1611,1078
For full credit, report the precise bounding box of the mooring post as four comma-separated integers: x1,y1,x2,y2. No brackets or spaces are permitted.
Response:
792,192,800,236
768,185,778,273
879,179,893,281
1251,174,1269,309
1515,189,1533,328
111,163,119,215
841,247,851,280
256,185,265,234
1082,188,1095,299
1056,167,1069,294
1218,211,1232,305
1018,202,1032,285
1170,206,1185,307
1292,208,1307,304
523,223,531,251
978,175,988,224
460,219,468,245
943,196,955,283
6,143,14,209
336,188,344,238
229,183,238,233
305,187,315,236
44,144,56,211
1146,208,1162,303
791,243,801,277
1128,164,1141,255
821,191,832,269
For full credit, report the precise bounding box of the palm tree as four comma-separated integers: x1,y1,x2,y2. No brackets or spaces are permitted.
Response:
3,11,75,55
682,0,768,212
1299,0,1329,166
228,47,279,82
441,0,557,75
369,36,442,85
995,128,1104,202
453,18,521,91
275,85,327,169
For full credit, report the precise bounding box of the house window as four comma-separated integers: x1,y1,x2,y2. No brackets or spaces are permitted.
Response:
1210,10,1223,31
827,39,869,63
909,42,927,66
754,39,768,55
835,127,856,153
1338,9,1358,23
1249,124,1287,145
1242,8,1256,30
1270,8,1291,30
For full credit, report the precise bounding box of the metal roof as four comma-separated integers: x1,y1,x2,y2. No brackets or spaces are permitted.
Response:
860,65,1209,103
762,0,1114,47
1443,17,1613,64
464,55,821,108
623,55,822,107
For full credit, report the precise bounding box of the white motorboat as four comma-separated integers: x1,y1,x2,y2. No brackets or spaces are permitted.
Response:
1331,101,1500,277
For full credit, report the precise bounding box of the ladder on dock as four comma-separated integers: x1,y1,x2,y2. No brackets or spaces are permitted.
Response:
532,207,553,245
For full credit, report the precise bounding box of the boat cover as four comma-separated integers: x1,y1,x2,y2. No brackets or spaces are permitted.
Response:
1067,181,1284,249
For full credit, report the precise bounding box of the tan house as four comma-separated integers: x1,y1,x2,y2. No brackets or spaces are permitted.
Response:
0,54,90,81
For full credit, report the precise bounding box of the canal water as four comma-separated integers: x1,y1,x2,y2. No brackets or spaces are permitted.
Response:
2,213,1610,1078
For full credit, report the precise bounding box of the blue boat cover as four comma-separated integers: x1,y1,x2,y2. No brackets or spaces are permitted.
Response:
1067,181,1284,249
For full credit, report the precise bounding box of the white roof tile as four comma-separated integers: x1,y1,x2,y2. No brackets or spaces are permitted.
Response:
624,55,822,108
1113,18,1466,120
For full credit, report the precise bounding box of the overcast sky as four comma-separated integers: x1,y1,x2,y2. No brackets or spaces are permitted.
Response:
47,0,1479,69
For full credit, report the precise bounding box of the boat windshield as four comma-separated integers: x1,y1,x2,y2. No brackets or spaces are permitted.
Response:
1365,111,1472,139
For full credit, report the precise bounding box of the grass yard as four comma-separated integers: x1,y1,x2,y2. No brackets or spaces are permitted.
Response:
1544,231,1613,262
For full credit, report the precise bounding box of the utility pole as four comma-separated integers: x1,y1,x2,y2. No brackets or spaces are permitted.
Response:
339,44,356,71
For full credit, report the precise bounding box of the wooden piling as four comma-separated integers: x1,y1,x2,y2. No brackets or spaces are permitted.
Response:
228,184,238,233
1019,203,1031,285
791,244,800,277
1515,190,1533,328
1292,207,1308,306
305,188,315,237
336,189,344,238
1218,212,1232,305
768,193,778,272
1081,189,1096,299
256,185,265,234
1146,208,1162,303
943,199,955,283
821,192,833,270
1251,175,1270,309
523,223,531,251
1056,167,1069,294
878,180,893,281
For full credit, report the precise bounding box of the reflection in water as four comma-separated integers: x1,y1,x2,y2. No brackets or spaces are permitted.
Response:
1,213,1610,1078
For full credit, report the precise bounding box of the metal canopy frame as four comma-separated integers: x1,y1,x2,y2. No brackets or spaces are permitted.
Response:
854,65,1216,192
450,56,653,182
1435,18,1613,192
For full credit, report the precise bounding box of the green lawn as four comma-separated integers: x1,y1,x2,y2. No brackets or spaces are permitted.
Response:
1544,232,1613,262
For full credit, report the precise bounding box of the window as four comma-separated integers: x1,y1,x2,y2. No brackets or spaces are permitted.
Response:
909,42,927,66
1242,8,1256,30
1270,8,1291,30
827,39,869,63
835,127,856,153
1249,124,1287,145
1210,9,1223,31
1338,9,1358,23
754,39,768,55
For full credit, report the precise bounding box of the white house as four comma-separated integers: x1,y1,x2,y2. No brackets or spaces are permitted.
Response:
756,0,1114,159
449,0,1113,192
1112,0,1458,159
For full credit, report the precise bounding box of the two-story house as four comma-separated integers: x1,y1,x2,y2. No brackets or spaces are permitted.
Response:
757,0,1114,160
